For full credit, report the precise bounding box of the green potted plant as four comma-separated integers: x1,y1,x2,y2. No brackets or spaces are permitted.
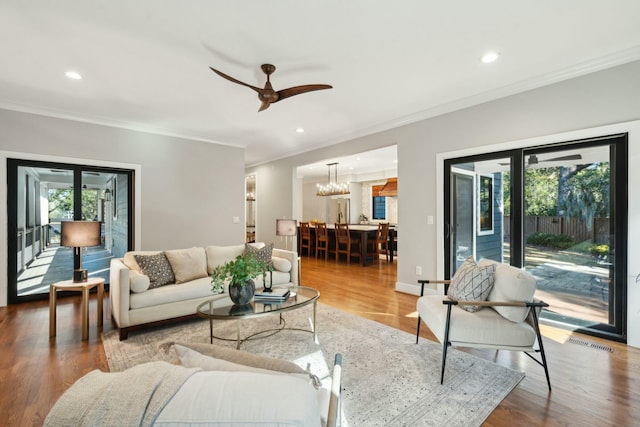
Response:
210,253,270,305
359,213,369,224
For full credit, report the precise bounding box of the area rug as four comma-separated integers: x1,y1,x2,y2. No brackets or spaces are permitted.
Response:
102,303,524,426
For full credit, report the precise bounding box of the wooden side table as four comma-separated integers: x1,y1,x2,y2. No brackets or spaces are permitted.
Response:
49,277,104,340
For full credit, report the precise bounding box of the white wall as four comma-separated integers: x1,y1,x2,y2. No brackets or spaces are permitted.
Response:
247,59,640,347
0,109,245,306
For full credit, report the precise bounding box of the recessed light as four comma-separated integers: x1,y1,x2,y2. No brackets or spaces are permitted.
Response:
65,70,82,80
295,127,305,133
481,51,499,64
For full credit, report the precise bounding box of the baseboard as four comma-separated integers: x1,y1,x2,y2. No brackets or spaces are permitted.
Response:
395,281,421,295
396,281,444,296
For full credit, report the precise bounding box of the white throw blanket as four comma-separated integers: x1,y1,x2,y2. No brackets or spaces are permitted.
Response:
44,361,200,427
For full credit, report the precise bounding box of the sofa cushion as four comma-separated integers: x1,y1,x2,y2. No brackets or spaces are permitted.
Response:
123,250,161,272
173,342,310,376
134,253,175,288
253,271,291,287
482,260,537,323
174,344,310,383
205,244,245,274
129,270,150,293
164,247,208,283
155,371,322,427
447,256,496,312
271,256,292,273
244,242,274,267
129,277,212,309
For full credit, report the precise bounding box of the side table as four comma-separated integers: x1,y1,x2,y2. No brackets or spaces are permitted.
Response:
49,277,104,340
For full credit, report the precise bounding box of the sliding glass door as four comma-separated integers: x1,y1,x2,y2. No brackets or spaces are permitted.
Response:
7,159,134,303
444,134,627,341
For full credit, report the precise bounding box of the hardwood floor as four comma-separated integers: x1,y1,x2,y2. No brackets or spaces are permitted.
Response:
1,256,639,426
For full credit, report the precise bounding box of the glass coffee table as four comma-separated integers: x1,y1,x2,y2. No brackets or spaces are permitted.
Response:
196,286,320,349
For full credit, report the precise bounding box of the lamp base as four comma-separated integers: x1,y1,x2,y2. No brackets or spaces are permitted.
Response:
73,269,88,283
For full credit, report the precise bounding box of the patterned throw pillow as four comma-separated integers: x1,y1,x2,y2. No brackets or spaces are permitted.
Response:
244,243,274,268
134,253,175,289
447,256,496,312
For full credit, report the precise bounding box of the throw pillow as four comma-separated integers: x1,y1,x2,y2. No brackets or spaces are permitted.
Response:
244,242,274,267
485,261,537,322
164,247,208,283
173,344,310,384
271,256,292,273
447,256,496,312
133,253,175,288
129,270,150,293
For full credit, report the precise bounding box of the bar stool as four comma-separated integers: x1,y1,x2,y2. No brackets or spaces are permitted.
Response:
315,222,329,260
335,223,361,264
299,222,313,256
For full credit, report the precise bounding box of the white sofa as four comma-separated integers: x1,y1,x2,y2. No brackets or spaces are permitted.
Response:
109,243,299,340
45,343,343,427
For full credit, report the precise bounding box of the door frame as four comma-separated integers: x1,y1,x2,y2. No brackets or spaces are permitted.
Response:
0,151,142,307
441,135,627,342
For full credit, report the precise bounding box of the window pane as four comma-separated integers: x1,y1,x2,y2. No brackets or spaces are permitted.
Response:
372,196,386,219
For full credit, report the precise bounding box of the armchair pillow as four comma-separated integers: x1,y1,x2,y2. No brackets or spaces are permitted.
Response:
486,261,537,322
447,256,496,312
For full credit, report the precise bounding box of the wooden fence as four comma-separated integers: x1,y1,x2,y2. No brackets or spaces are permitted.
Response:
503,216,609,244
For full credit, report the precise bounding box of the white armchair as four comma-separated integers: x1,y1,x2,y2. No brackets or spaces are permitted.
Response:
415,259,551,390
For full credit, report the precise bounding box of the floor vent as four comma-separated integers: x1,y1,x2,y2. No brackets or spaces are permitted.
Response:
568,337,614,353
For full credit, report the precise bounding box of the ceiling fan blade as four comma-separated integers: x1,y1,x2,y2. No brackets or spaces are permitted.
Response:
258,101,270,112
275,84,333,102
209,67,262,93
543,154,582,162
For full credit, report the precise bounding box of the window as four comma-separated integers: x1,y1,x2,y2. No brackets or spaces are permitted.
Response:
373,196,386,220
478,174,494,234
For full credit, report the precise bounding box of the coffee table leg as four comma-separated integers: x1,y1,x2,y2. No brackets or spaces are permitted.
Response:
313,300,317,342
236,320,241,350
209,319,213,344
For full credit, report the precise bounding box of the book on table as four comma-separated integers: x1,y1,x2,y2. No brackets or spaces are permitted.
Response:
254,288,290,300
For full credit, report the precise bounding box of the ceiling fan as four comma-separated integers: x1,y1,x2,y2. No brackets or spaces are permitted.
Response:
499,153,582,166
527,154,582,165
209,63,332,112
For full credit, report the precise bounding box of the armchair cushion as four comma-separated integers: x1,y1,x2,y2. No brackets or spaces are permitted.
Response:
447,256,496,312
417,295,536,348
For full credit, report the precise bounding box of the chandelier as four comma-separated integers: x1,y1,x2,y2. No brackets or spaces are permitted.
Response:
316,162,350,196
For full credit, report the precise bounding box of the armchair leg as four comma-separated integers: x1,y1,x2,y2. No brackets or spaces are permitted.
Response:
416,316,421,344
531,306,552,391
440,304,453,384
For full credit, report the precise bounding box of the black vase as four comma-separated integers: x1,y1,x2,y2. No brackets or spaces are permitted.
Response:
229,279,255,305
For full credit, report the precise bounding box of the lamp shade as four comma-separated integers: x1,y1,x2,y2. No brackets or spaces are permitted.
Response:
276,219,297,237
61,221,101,247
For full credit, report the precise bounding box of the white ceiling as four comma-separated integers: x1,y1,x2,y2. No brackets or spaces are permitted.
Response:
1,1,640,171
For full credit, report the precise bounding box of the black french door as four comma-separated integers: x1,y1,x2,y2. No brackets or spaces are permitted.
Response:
444,134,627,342
7,159,134,304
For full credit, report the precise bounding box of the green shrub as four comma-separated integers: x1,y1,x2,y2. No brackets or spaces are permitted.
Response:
526,232,576,250
589,244,609,257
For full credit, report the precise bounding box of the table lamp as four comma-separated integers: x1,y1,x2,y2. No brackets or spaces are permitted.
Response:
61,221,101,282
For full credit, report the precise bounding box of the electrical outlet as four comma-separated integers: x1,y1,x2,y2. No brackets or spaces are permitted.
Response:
427,215,434,225
232,216,240,224
415,266,422,275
